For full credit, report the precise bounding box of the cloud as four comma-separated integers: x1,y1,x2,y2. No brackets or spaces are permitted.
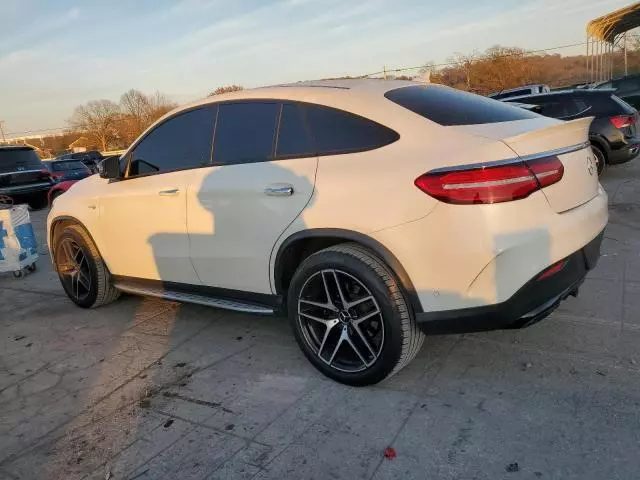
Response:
0,6,81,53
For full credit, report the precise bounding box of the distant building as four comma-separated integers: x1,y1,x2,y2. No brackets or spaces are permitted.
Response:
69,136,92,153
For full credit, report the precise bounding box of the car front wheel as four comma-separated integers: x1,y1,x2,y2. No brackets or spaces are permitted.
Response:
288,243,424,386
53,224,120,308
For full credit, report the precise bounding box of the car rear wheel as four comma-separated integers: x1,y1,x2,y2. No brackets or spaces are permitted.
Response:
288,243,424,386
591,144,606,177
53,224,120,308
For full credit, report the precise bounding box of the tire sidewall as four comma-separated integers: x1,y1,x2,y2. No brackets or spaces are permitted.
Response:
54,227,100,308
591,144,606,176
288,249,407,386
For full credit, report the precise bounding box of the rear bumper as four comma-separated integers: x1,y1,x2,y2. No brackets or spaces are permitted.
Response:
608,144,639,164
0,182,52,196
416,230,603,334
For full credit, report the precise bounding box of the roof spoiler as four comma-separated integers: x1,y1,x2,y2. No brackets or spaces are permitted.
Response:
502,117,594,157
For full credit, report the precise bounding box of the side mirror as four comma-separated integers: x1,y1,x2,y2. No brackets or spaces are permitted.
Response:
98,156,122,179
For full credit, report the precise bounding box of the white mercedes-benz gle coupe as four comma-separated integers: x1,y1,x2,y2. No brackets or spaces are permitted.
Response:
48,80,607,385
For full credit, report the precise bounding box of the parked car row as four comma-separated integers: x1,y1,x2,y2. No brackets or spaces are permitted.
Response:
491,79,640,176
502,89,640,176
0,145,54,209
0,146,117,209
55,150,105,173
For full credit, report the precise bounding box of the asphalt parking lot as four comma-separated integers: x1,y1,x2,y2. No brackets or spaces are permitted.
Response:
1,161,640,480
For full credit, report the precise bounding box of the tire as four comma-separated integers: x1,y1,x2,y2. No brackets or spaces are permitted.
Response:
287,243,424,386
591,144,606,177
28,193,48,210
53,223,121,308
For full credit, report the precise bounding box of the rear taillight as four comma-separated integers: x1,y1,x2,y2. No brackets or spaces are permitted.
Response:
415,156,564,205
610,115,635,129
536,259,568,281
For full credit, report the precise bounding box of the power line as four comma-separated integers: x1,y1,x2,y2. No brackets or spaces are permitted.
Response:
6,38,637,137
361,41,591,78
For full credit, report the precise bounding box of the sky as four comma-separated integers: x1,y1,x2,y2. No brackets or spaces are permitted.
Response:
0,0,631,135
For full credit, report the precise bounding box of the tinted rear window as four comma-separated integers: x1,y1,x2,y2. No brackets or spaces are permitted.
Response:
51,160,87,171
612,95,636,114
385,85,540,126
0,148,42,168
514,95,592,119
303,104,399,154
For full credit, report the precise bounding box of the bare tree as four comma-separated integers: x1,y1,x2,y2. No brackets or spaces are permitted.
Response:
120,89,151,139
449,51,478,90
118,90,177,145
146,91,177,123
69,100,121,151
208,85,244,96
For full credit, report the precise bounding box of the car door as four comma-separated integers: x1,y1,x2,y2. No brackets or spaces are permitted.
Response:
187,101,318,294
98,106,216,284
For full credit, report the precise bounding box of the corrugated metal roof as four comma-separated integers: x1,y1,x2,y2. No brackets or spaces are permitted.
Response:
587,2,640,42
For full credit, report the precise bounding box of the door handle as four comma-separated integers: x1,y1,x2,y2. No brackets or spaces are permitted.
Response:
264,184,294,196
159,188,179,196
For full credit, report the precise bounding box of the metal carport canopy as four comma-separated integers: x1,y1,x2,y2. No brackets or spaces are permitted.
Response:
587,2,640,43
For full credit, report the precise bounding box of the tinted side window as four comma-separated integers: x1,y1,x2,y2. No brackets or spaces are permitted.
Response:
276,103,314,157
303,104,398,155
213,103,278,165
129,107,216,176
538,101,567,118
570,98,591,116
386,85,539,126
528,96,571,118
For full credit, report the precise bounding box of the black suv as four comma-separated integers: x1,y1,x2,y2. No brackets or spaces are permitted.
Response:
0,145,54,209
595,74,640,110
504,89,640,175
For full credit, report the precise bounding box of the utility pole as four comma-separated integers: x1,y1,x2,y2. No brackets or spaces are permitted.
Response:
383,65,387,80
0,121,6,143
625,32,628,76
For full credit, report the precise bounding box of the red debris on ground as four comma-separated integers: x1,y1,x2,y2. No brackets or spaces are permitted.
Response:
384,447,397,460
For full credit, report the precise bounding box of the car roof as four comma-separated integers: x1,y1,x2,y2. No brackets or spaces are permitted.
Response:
181,79,417,110
123,79,445,156
502,89,615,103
0,145,34,151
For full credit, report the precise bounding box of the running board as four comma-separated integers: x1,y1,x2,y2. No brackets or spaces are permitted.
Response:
113,282,274,315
